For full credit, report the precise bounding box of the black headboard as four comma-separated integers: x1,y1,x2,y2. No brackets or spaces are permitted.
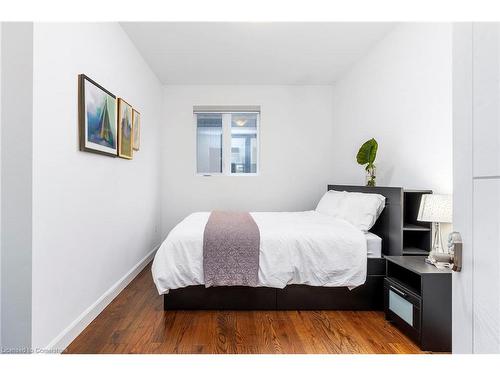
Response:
327,185,403,256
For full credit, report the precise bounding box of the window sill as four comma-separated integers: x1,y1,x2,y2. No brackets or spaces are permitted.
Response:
196,173,259,177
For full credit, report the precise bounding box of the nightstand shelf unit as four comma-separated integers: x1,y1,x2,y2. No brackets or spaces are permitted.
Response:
384,256,451,352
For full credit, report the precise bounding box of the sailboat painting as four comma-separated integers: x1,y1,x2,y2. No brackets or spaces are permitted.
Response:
78,74,117,156
118,98,134,159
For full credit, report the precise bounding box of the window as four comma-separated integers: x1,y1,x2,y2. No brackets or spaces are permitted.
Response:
195,107,259,175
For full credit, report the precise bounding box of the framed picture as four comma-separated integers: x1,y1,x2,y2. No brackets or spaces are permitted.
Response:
132,109,141,151
78,74,117,156
118,98,133,159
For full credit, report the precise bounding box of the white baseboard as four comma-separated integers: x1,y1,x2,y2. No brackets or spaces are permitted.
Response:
45,244,160,353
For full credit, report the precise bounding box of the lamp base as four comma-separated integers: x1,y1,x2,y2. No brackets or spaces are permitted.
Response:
432,222,446,253
428,223,451,265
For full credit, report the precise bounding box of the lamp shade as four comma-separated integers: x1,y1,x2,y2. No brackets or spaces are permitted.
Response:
417,194,452,223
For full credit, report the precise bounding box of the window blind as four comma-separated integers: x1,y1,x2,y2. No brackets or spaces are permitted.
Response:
193,105,260,114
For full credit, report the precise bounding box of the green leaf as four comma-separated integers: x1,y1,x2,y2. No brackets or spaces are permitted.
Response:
356,138,378,166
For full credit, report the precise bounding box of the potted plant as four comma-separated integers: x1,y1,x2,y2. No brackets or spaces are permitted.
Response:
356,138,378,187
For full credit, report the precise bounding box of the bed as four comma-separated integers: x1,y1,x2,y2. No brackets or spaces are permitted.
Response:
153,185,401,310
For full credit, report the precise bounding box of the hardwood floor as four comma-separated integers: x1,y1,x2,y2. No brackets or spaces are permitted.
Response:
64,263,424,354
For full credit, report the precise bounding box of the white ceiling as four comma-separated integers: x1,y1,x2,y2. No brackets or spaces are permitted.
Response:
121,22,396,85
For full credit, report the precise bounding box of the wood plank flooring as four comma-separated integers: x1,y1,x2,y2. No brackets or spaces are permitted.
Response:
64,263,424,354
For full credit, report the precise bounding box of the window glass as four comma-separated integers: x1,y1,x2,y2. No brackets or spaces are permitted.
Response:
196,113,223,174
231,113,258,174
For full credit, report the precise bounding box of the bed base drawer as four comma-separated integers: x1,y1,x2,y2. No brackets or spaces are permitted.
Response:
165,286,276,310
164,274,385,311
276,276,384,310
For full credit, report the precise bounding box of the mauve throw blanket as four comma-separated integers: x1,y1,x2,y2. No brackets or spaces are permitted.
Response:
203,211,260,287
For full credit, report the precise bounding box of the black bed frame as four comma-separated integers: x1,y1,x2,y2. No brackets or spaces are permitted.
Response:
164,185,402,311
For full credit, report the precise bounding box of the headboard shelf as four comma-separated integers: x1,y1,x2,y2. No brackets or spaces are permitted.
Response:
327,185,432,256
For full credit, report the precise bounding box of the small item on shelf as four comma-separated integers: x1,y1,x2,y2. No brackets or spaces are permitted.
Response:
432,252,453,263
425,255,452,269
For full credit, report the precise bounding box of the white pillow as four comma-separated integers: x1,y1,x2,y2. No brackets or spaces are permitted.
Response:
315,190,386,232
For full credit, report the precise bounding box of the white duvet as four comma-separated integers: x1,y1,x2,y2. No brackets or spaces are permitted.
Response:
152,211,367,294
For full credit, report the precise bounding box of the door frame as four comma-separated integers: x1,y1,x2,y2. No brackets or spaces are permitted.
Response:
452,22,474,354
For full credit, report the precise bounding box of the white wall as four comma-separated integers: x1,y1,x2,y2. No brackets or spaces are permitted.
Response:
331,23,452,194
161,85,335,235
31,23,163,350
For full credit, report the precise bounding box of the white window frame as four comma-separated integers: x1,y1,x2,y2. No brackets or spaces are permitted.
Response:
194,108,260,177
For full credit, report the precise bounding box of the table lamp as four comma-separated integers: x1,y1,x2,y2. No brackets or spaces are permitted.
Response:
417,194,452,262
